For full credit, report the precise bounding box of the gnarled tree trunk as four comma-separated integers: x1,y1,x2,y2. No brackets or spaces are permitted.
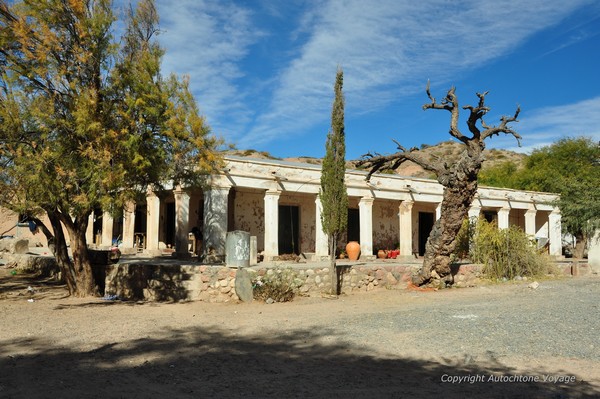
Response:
357,83,520,287
415,155,482,285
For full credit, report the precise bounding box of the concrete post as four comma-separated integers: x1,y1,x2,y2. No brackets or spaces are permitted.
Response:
525,209,537,237
263,190,280,260
588,230,600,273
399,200,414,258
359,196,374,259
86,214,94,245
122,201,136,249
435,202,442,221
498,207,510,230
314,195,329,258
468,205,481,221
549,208,562,257
203,186,230,258
174,186,191,257
146,189,161,252
101,210,114,247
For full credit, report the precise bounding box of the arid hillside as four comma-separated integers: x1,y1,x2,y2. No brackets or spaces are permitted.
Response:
228,141,526,179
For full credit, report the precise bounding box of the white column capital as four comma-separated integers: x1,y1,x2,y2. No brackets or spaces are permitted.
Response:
359,196,374,205
399,200,414,213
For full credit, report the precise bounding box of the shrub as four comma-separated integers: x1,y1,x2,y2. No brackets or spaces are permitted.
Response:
452,217,475,262
252,268,303,302
470,219,553,280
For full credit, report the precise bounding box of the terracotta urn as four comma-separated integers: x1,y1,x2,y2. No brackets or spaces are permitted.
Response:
345,241,361,261
377,249,387,259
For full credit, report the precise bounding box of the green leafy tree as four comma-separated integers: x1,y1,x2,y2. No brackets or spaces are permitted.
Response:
479,137,599,258
519,137,598,258
479,161,520,188
0,0,221,296
320,67,348,295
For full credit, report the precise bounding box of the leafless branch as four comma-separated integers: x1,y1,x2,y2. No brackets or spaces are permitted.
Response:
423,83,468,144
481,105,522,146
462,91,490,139
356,143,440,181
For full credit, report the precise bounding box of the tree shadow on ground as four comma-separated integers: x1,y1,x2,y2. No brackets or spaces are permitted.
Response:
0,325,597,398
0,272,66,300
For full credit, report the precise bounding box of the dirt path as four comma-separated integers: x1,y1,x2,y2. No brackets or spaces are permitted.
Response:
1,270,599,398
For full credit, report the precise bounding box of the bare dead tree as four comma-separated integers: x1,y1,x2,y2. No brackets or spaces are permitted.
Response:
357,82,521,286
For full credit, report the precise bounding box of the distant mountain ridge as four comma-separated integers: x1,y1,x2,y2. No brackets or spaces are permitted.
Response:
228,140,526,179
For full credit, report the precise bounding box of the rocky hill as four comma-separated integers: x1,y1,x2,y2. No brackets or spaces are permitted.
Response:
229,141,526,179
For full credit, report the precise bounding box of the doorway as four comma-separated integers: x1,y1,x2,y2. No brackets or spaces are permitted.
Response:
279,205,299,255
418,212,435,256
165,202,175,248
347,208,360,242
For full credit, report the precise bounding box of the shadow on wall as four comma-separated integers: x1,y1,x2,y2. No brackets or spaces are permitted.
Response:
203,188,229,260
0,325,597,398
105,264,189,301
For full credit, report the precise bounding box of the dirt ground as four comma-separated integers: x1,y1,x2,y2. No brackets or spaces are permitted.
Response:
1,269,599,398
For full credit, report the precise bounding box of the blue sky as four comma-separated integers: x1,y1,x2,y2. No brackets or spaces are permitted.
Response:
149,0,600,159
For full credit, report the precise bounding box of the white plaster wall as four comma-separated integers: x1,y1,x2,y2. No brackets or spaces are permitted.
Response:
509,209,525,230
372,199,399,251
232,189,265,251
0,208,60,247
535,211,550,238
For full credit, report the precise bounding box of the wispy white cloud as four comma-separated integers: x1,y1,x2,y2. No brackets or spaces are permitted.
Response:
500,96,600,153
154,0,594,150
156,0,262,141
237,0,589,148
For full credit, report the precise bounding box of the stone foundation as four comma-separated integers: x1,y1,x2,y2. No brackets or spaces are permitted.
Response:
103,262,488,303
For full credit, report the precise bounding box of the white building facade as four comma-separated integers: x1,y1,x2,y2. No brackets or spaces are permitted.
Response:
91,155,563,260
0,155,565,260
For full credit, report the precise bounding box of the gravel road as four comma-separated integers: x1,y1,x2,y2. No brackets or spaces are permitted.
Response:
0,271,599,398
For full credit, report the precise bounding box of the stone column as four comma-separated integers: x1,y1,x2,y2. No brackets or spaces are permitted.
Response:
174,186,191,257
359,196,374,259
435,202,442,221
497,207,510,230
314,196,329,258
146,188,161,252
101,210,114,247
399,200,414,258
122,201,136,249
548,208,562,257
588,230,600,273
263,190,280,260
86,214,94,245
525,209,537,237
468,205,481,221
203,186,230,258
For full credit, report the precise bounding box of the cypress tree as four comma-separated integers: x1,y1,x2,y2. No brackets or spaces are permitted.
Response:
320,67,349,295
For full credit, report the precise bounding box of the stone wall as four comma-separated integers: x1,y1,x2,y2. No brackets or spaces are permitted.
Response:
104,262,487,303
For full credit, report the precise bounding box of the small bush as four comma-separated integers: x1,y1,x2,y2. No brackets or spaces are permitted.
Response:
252,268,303,302
470,219,553,280
452,217,475,262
